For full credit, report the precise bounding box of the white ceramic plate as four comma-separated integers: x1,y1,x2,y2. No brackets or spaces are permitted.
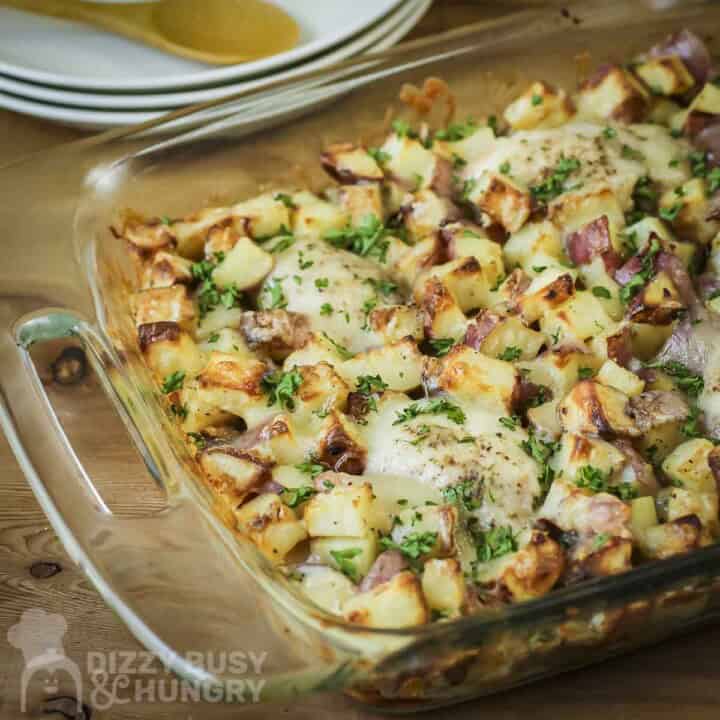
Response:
0,0,430,131
0,0,403,92
0,0,419,110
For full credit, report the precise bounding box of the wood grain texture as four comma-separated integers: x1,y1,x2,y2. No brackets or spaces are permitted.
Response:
2,2,720,718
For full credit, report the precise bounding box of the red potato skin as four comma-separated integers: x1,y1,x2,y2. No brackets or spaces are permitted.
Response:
566,215,622,273
463,310,502,350
137,321,181,351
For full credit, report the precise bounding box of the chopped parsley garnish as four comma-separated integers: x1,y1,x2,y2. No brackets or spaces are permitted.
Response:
532,265,547,273
525,384,551,408
487,115,498,136
298,251,314,270
282,485,316,508
593,533,610,550
161,371,185,394
435,118,478,142
264,279,288,309
531,94,543,106
681,405,702,439
295,456,325,478
265,229,295,254
363,277,397,297
314,277,329,290
393,398,466,426
592,286,612,299
574,464,638,500
160,215,172,226
645,360,704,398
186,432,206,449
621,144,644,161
170,403,188,419
442,479,480,511
320,302,333,316
659,203,683,222
499,415,520,431
380,531,438,560
427,337,456,357
619,238,660,305
529,155,581,204
521,429,559,495
474,526,517,563
451,153,467,169
207,332,220,343
321,332,354,360
578,367,596,380
330,548,363,582
325,213,390,263
367,147,390,165
356,374,389,396
191,252,242,318
602,126,617,139
499,161,512,175
261,368,303,410
461,178,477,202
497,346,522,362
274,193,297,210
391,119,415,138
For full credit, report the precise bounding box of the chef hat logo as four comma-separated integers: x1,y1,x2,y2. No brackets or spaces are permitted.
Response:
8,608,68,667
8,608,83,714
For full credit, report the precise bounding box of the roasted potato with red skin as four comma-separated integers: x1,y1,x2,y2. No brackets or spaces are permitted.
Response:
576,64,650,122
321,143,384,184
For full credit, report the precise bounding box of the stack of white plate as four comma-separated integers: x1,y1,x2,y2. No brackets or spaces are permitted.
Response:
0,0,430,132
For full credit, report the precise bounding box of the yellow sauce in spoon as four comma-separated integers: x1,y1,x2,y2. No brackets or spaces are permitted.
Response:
1,0,300,65
152,0,300,62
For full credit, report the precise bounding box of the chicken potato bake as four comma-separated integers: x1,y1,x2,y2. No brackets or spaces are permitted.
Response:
119,29,720,629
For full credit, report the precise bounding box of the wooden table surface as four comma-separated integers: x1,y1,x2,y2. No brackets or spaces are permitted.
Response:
2,2,720,718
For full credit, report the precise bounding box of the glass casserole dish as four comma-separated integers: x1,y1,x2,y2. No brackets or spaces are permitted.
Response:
3,0,720,711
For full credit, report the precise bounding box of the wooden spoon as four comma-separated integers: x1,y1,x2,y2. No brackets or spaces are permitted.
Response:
0,0,300,66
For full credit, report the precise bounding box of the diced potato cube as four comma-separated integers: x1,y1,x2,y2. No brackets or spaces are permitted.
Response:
630,322,674,361
403,190,457,240
321,143,384,183
504,220,564,273
198,327,251,358
576,64,650,122
196,306,245,341
380,134,438,189
662,439,717,493
637,517,703,559
559,380,638,436
142,250,193,289
517,347,601,398
684,82,720,135
299,565,357,614
133,285,195,330
433,126,495,165
310,533,378,582
436,345,519,414
388,235,442,291
550,433,626,482
465,312,546,361
339,338,424,392
200,448,272,505
596,359,645,397
422,558,466,614
527,399,562,439
635,56,695,96
627,271,685,325
466,171,531,233
516,268,576,324
540,291,614,345
391,504,458,559
212,237,274,290
631,496,659,536
504,81,575,130
343,570,428,628
415,276,468,340
291,191,348,239
138,322,205,378
304,483,373,538
234,493,308,563
660,178,720,245
367,305,424,344
339,184,384,226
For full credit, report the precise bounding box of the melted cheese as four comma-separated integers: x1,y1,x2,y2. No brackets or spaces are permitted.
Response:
465,121,691,212
261,239,399,353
